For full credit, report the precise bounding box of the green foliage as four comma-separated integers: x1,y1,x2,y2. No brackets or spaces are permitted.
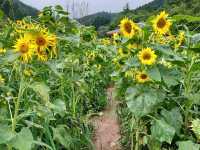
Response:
0,125,15,144
126,86,165,118
151,119,175,144
9,128,34,150
113,11,200,150
0,6,114,150
177,141,200,150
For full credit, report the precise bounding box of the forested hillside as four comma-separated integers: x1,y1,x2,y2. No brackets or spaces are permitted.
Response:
0,0,38,19
78,12,117,29
132,0,200,20
79,0,200,33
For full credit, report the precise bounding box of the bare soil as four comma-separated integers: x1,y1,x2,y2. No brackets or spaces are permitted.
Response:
92,87,121,150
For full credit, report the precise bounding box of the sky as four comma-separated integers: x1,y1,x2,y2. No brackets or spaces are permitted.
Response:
20,0,153,17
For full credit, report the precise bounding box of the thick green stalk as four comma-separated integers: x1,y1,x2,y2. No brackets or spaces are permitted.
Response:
130,116,134,150
44,120,56,150
12,82,22,132
183,56,195,128
8,65,24,150
135,119,140,150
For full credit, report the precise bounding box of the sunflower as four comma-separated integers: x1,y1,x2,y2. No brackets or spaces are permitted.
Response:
113,33,119,40
13,36,34,62
15,20,40,34
86,51,96,61
119,18,141,38
0,48,6,54
154,33,175,45
112,57,123,69
127,43,138,50
136,71,149,83
125,69,135,78
113,33,120,45
138,48,157,65
118,48,131,57
101,38,110,45
32,30,57,60
24,69,33,77
48,33,57,57
175,31,185,48
34,32,49,50
152,11,171,35
35,47,48,61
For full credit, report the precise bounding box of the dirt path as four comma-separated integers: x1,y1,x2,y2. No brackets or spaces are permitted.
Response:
92,87,121,150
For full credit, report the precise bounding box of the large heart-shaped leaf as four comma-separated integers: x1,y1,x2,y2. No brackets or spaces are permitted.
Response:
10,128,34,150
191,33,200,44
50,99,66,117
52,125,73,148
159,66,180,87
0,124,15,144
177,140,200,150
151,119,175,144
29,82,50,104
126,86,165,118
147,66,161,82
161,108,183,134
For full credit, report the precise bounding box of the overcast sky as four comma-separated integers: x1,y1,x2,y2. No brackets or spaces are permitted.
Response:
20,0,153,17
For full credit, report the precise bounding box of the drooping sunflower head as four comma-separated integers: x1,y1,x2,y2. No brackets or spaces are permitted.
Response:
13,36,34,63
35,33,49,49
35,47,48,61
136,71,150,83
138,48,157,65
48,33,57,47
152,11,171,35
32,30,57,58
120,18,141,38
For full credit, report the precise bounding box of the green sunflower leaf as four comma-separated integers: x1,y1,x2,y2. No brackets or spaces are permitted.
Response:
177,140,200,150
9,128,34,150
151,119,175,144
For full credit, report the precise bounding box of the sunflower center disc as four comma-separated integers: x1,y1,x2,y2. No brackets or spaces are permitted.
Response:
20,43,29,53
124,22,132,33
143,53,151,60
157,18,166,28
36,37,46,46
141,74,147,80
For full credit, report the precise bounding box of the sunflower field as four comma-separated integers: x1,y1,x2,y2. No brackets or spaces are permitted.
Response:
113,11,200,150
0,3,200,150
0,6,114,150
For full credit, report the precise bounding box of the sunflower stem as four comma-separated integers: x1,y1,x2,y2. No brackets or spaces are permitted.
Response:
12,65,24,132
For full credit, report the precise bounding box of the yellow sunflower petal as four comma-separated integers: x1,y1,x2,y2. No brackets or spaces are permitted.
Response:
152,11,171,35
120,18,141,38
13,35,34,63
138,47,157,65
136,71,150,83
